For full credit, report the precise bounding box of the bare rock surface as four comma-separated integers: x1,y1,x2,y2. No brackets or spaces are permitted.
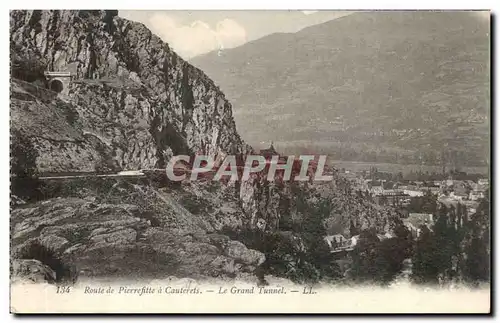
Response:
11,195,265,280
10,10,250,173
11,259,56,284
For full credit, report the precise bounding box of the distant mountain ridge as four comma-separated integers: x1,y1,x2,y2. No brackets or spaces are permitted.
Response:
191,11,490,168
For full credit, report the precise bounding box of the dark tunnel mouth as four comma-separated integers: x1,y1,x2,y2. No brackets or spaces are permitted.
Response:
49,79,64,93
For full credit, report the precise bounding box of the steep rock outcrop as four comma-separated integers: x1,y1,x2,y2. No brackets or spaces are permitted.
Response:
238,174,396,235
10,10,249,172
11,194,265,280
11,259,56,284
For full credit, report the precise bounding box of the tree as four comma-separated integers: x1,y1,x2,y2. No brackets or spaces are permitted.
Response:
371,222,412,285
407,190,437,214
10,129,41,201
349,228,380,283
309,236,343,281
10,45,48,83
349,219,359,237
379,195,388,206
373,237,408,284
431,205,455,282
301,199,343,281
463,193,490,285
411,202,482,286
411,225,439,285
464,236,489,285
10,129,38,179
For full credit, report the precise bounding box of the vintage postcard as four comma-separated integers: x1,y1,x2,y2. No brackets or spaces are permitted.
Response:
9,10,490,313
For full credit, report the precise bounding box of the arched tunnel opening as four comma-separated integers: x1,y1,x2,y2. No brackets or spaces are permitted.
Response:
49,79,64,93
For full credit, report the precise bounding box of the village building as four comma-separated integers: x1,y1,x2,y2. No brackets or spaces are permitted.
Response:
370,185,384,196
473,181,489,193
450,191,469,201
324,234,350,250
403,189,424,197
403,213,434,239
478,178,489,186
350,235,360,247
426,187,441,195
371,188,408,206
376,233,391,241
469,189,485,201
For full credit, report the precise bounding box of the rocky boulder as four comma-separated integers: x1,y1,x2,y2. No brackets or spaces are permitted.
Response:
10,189,266,282
11,259,56,284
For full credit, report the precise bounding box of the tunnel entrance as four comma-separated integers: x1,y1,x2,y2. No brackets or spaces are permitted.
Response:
44,71,72,97
49,79,64,93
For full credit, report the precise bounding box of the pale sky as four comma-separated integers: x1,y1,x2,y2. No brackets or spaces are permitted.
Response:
119,10,353,59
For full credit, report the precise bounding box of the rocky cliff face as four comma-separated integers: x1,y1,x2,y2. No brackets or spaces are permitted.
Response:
11,183,266,282
10,10,398,284
238,174,395,235
10,10,249,172
10,9,262,283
